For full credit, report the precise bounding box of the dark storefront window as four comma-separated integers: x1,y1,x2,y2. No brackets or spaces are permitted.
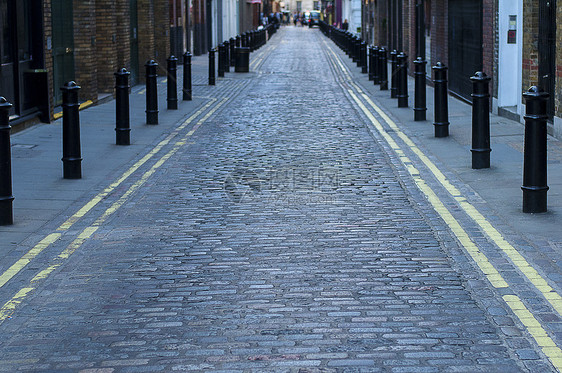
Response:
1,0,12,64
0,0,45,118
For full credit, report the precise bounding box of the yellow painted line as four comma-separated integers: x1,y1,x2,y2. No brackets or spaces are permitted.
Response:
53,100,94,120
79,100,93,110
0,97,223,290
323,42,562,369
138,88,146,95
0,95,231,324
350,80,562,318
347,89,508,289
0,233,61,288
0,288,33,323
504,295,562,370
326,37,562,317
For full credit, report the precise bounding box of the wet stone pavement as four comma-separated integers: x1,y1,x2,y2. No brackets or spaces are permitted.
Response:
0,27,546,372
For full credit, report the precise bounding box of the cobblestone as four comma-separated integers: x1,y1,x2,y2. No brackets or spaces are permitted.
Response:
0,26,552,372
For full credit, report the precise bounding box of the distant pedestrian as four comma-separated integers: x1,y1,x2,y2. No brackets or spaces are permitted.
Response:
342,19,349,31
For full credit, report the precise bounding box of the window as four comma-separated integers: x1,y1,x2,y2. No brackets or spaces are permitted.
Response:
296,1,302,11
313,1,319,10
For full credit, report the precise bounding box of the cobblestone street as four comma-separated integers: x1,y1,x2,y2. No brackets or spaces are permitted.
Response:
0,26,557,372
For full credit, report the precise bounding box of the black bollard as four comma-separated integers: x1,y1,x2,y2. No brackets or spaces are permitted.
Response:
373,46,380,84
522,86,549,213
355,38,360,66
236,35,241,48
224,40,230,73
61,81,82,179
361,42,368,73
368,46,375,81
470,72,491,169
230,37,236,67
183,52,192,101
432,62,449,137
208,49,216,85
397,52,408,108
217,44,225,78
235,47,250,72
167,55,178,110
379,48,388,90
115,68,131,145
0,97,13,225
413,57,427,121
352,37,358,62
390,50,398,98
145,60,158,125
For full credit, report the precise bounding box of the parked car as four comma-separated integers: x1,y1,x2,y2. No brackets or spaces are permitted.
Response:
308,11,320,27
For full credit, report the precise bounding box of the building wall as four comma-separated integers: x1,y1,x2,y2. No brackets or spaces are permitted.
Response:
482,0,496,98
521,0,538,98
138,0,156,74
116,0,131,70
430,0,446,67
555,0,562,119
154,0,171,68
43,0,54,120
342,0,361,35
222,0,239,40
95,0,118,93
73,1,97,101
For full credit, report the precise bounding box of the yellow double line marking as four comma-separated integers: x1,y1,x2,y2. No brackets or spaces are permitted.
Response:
53,100,94,120
323,42,562,369
0,92,233,323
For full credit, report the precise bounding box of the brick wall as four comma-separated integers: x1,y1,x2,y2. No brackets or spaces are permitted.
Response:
96,0,118,93
154,0,171,71
405,0,415,70
116,0,131,71
402,0,411,60
556,1,562,117
482,0,495,98
138,0,156,80
43,0,54,120
522,0,538,98
73,0,98,102
377,0,387,48
430,0,447,68
492,0,498,99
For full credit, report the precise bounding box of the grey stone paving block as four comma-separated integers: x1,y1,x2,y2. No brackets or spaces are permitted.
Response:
0,26,551,373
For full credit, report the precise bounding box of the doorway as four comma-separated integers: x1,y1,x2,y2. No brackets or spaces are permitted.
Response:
448,0,483,100
52,0,75,105
0,0,44,117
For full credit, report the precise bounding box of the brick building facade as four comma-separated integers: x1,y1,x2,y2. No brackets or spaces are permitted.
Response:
363,0,497,102
1,0,171,131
